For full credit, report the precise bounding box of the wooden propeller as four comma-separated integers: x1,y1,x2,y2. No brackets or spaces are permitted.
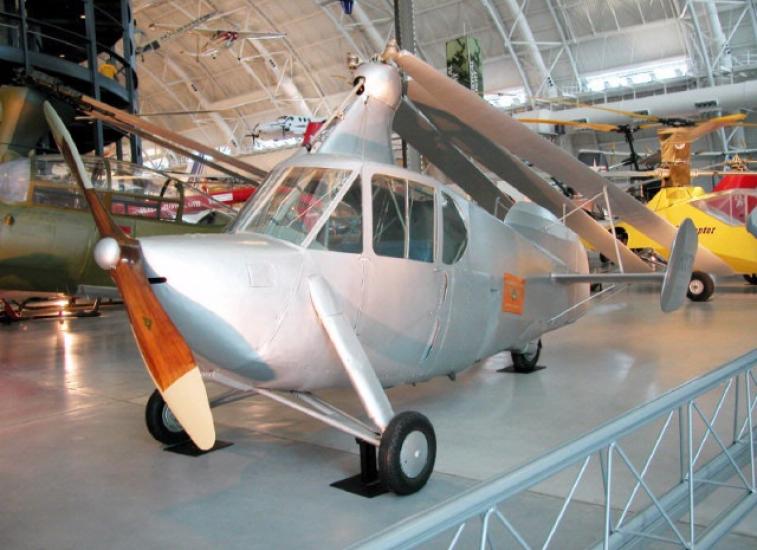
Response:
43,102,215,451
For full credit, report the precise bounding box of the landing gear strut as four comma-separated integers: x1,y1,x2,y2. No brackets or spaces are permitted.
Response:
511,339,542,373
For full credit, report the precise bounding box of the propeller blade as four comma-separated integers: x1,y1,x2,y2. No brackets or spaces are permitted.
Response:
43,102,215,451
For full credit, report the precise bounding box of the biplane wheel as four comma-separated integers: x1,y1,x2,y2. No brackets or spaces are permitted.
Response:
687,271,714,302
379,411,436,495
744,274,757,285
145,389,189,445
511,339,542,373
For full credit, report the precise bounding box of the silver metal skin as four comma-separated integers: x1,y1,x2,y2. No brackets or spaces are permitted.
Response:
93,237,121,271
130,61,693,448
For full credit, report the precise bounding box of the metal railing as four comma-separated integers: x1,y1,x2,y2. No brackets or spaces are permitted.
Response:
355,349,757,549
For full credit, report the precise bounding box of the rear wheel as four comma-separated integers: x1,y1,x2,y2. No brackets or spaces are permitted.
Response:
379,412,436,495
744,274,757,285
145,389,189,445
511,339,542,373
687,271,715,302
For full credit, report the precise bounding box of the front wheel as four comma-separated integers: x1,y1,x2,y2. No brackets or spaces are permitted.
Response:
145,389,189,445
379,411,436,495
511,339,542,373
687,271,715,302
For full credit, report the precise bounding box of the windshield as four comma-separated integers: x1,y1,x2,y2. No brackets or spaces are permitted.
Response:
0,158,31,204
691,190,757,226
232,166,357,245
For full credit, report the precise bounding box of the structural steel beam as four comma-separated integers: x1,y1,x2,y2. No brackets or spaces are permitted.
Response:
500,0,556,95
478,0,534,98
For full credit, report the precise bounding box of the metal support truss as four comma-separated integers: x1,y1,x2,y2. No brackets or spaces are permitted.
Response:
500,0,556,96
544,0,582,92
478,0,534,98
354,349,757,549
201,366,381,447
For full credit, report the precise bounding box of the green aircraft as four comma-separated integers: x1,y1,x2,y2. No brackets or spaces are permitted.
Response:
0,154,238,317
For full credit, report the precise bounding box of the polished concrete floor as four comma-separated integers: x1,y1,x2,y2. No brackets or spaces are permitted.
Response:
1,279,756,548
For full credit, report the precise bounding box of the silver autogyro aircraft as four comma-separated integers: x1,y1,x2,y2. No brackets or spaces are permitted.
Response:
43,56,697,495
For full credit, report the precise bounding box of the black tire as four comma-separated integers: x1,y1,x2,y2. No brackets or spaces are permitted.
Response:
744,274,757,285
379,411,436,495
145,389,189,445
511,339,542,373
686,271,715,302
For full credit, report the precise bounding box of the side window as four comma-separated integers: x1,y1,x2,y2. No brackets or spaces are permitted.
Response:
313,177,362,253
372,175,435,263
372,175,406,259
441,192,467,264
408,182,434,262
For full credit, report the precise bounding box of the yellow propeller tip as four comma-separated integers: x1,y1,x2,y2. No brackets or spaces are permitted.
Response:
161,367,216,451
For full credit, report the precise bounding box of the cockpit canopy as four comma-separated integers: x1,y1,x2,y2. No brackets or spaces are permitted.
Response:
0,155,236,225
231,163,469,265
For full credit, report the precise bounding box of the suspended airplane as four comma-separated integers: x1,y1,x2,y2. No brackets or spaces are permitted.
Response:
137,9,285,60
320,0,356,15
249,115,324,141
43,52,698,495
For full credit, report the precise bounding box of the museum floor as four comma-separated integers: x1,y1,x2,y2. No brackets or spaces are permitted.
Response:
1,279,756,548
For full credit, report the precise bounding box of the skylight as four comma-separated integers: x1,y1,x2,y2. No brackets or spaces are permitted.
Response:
485,87,527,109
584,57,689,93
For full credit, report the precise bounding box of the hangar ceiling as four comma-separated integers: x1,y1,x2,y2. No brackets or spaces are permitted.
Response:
131,0,757,158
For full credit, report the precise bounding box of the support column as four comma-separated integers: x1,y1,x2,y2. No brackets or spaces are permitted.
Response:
394,0,420,171
83,0,104,155
120,0,140,163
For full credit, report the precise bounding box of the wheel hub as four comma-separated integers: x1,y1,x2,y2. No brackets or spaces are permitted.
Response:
689,279,704,295
399,431,428,478
162,405,183,433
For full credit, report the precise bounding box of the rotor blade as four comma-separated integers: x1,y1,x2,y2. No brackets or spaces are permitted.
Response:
394,98,513,217
604,169,667,178
388,48,733,275
514,118,620,133
43,102,215,451
532,96,661,123
392,93,651,271
665,113,747,145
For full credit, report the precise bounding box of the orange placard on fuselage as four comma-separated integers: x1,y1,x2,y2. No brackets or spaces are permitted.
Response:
502,273,525,315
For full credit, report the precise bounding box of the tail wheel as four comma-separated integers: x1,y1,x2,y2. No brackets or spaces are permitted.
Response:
511,339,542,373
379,411,436,495
145,389,189,445
687,271,715,302
744,274,757,285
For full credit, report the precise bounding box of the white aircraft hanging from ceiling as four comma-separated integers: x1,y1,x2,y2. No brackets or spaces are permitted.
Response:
137,10,284,59
42,51,697,496
248,115,325,142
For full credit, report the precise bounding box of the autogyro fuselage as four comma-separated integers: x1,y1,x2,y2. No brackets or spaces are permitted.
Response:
137,61,591,393
140,153,590,391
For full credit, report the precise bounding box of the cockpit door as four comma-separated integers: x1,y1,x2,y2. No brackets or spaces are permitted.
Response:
357,173,445,379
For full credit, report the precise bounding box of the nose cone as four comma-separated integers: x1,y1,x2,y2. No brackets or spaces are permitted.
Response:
139,233,305,379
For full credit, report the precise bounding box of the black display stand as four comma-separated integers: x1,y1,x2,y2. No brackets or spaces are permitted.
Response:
164,440,233,457
331,439,388,498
